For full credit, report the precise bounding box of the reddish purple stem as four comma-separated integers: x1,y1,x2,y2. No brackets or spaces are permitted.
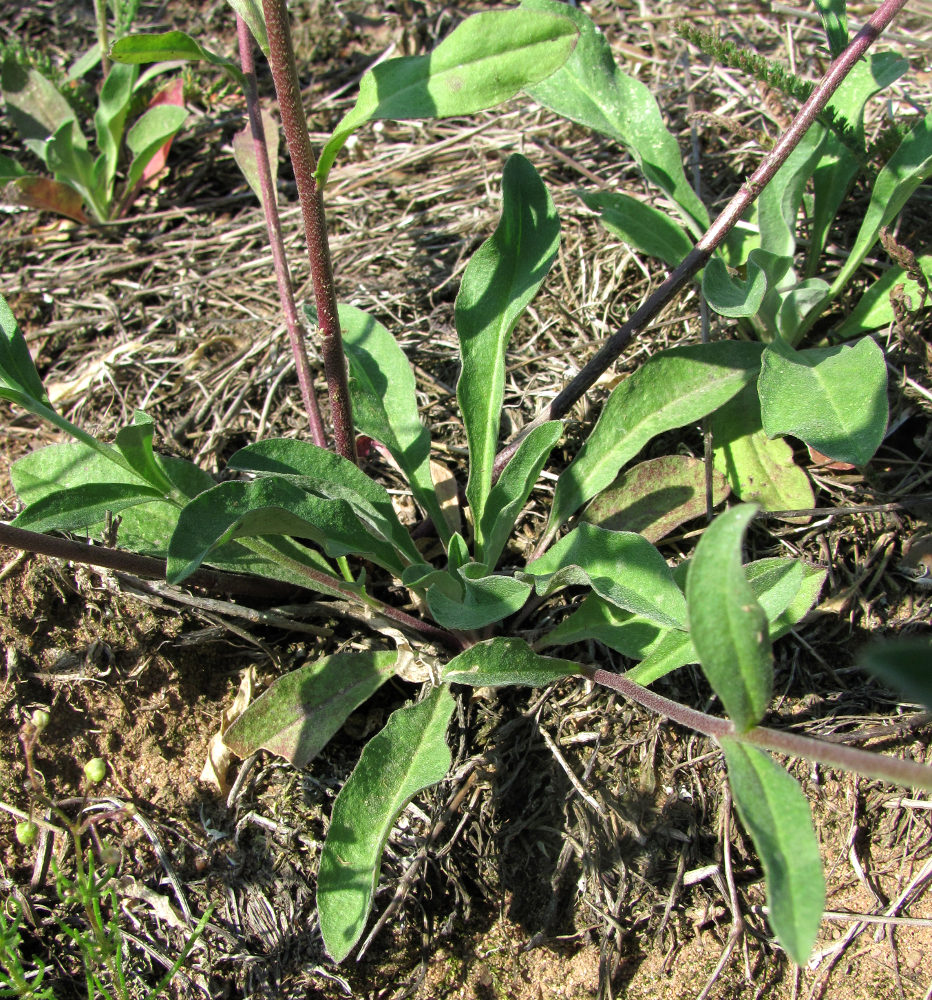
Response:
237,16,327,448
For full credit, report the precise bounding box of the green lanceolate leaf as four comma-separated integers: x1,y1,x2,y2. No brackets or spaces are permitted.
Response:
166,477,405,584
443,636,581,687
330,302,449,544
315,9,578,185
478,421,562,568
797,109,932,338
546,341,763,540
94,62,137,197
521,0,708,236
858,639,932,711
711,384,815,515
578,190,693,268
317,685,455,962
581,454,729,543
457,154,560,538
0,293,51,410
721,740,825,965
110,31,245,86
124,103,188,192
223,650,399,768
12,482,165,534
1,56,86,152
425,563,532,630
814,0,848,56
538,593,669,659
686,505,772,732
228,437,421,566
835,256,932,339
758,337,887,467
526,523,687,629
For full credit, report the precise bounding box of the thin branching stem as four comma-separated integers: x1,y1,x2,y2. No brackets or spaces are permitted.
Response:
260,0,357,463
237,16,327,448
493,0,909,478
582,665,932,792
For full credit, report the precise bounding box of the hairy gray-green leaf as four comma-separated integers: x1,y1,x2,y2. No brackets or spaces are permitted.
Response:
547,341,762,539
686,505,772,732
166,477,405,584
426,563,532,630
317,685,454,962
578,190,693,268
125,103,188,192
526,523,687,628
457,154,560,537
703,251,792,321
721,740,824,965
582,454,729,543
522,0,707,235
835,256,931,339
94,62,137,197
443,637,582,687
478,421,562,567
223,651,398,768
110,31,244,86
228,437,421,566
1,56,85,152
758,337,887,467
711,384,814,515
316,10,578,184
12,482,165,534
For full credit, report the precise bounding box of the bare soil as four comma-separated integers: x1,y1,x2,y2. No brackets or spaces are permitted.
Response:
1,2,931,998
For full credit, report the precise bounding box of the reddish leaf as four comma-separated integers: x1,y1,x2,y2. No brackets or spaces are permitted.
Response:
140,78,185,182
4,176,88,223
806,444,856,471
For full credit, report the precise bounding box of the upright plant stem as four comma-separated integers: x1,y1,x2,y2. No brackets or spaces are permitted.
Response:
95,0,111,76
236,16,327,448
260,0,357,463
493,0,909,478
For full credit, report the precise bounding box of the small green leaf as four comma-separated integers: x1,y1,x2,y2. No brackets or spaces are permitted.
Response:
538,593,668,660
686,505,772,732
443,637,582,687
758,337,887,467
12,482,165,533
834,257,932,339
522,0,708,235
166,477,405,584
223,651,398,767
858,639,932,711
457,154,560,538
110,31,244,86
578,190,693,268
626,629,697,686
703,251,792,320
0,154,27,181
526,523,687,628
316,9,578,184
114,410,175,493
426,564,532,630
0,293,51,410
232,107,279,209
721,740,825,965
479,421,562,568
125,103,188,192
317,685,454,962
813,0,848,57
582,455,729,543
547,341,762,538
711,384,815,515
329,302,448,544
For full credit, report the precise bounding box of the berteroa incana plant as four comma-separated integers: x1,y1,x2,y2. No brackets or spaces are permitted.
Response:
1,0,930,971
